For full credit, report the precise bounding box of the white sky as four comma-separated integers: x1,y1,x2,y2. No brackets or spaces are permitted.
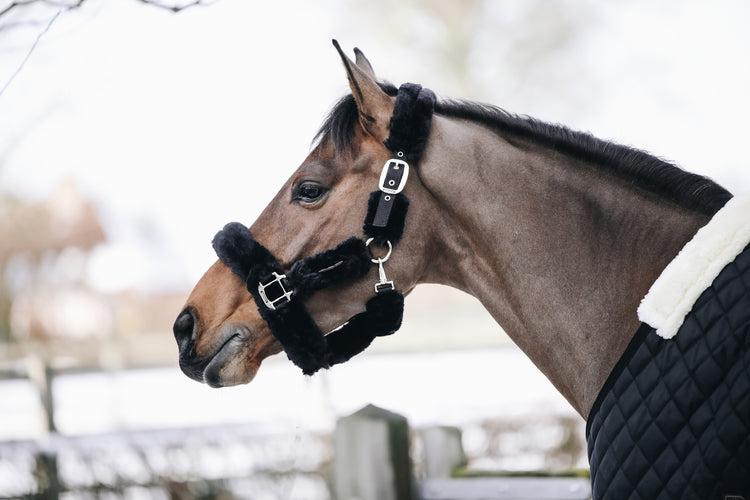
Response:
1,0,748,294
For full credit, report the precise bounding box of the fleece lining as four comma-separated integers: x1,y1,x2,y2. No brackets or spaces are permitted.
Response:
638,195,750,339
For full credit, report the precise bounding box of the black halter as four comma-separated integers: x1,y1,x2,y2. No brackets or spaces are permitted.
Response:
212,83,436,375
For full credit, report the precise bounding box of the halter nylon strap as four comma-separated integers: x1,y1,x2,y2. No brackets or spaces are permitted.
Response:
364,83,436,246
212,83,435,374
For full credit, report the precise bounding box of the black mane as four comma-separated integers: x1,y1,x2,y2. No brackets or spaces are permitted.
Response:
314,82,399,152
316,85,732,216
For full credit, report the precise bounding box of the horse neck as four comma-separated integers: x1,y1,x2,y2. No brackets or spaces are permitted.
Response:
417,115,711,418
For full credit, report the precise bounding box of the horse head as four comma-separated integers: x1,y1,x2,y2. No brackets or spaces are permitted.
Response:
173,42,450,387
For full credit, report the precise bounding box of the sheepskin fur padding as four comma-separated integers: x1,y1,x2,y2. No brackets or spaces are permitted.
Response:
254,288,403,375
212,222,282,285
363,190,410,245
325,289,404,366
212,222,371,298
288,237,371,300
638,195,750,339
383,83,436,163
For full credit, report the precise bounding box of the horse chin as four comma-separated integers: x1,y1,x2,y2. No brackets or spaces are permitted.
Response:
204,357,259,388
201,325,260,388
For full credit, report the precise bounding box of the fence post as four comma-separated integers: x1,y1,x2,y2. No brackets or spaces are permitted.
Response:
420,426,467,478
334,404,414,500
34,452,60,500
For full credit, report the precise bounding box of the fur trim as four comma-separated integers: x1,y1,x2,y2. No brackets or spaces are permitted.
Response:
363,191,410,245
289,237,371,299
259,299,330,375
325,289,404,366
638,195,750,339
260,289,404,375
212,222,281,283
383,83,436,163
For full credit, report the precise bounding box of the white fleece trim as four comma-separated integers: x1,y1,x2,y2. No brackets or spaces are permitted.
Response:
638,195,750,339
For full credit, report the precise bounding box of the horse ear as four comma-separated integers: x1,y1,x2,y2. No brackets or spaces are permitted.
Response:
332,40,392,142
353,47,377,80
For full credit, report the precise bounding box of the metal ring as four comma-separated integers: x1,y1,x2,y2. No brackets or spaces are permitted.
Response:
365,238,392,263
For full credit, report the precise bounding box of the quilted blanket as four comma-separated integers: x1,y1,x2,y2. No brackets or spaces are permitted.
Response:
586,196,750,499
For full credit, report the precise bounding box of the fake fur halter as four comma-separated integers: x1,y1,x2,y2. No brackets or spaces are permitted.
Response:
212,83,436,374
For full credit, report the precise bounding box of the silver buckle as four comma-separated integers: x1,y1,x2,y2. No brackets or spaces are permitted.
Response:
257,272,292,310
378,159,409,195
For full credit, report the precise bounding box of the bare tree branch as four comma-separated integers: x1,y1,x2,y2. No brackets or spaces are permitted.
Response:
0,0,219,98
0,0,37,18
135,0,219,13
0,0,82,18
0,5,67,97
0,0,217,28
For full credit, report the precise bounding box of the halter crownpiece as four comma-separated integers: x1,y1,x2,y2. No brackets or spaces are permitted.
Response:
212,83,436,374
364,83,436,246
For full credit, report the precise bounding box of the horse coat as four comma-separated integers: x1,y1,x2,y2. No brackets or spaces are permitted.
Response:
587,196,750,499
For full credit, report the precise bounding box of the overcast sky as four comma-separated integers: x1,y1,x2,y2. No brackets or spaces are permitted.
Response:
1,0,748,294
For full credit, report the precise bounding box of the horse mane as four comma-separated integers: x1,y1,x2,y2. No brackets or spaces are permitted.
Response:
314,82,399,153
316,84,732,216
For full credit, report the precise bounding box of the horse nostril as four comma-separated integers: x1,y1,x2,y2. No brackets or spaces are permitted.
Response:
173,307,196,348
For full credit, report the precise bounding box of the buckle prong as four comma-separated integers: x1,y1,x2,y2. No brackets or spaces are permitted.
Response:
378,159,409,195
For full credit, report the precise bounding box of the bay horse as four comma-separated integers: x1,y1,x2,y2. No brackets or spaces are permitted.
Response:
174,42,750,498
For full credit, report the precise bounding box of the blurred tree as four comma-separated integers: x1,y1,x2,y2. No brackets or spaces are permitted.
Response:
0,193,19,340
345,0,596,115
0,181,105,341
0,0,206,341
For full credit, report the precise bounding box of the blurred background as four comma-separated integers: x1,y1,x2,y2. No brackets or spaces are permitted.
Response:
1,0,748,497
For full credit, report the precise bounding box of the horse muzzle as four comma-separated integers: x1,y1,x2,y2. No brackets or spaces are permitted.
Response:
173,307,259,387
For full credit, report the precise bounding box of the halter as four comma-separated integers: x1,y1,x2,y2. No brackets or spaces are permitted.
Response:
212,83,436,375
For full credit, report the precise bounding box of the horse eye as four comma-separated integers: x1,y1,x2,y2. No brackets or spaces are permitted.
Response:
292,181,329,203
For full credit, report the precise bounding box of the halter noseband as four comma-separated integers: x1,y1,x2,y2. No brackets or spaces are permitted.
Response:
212,83,436,375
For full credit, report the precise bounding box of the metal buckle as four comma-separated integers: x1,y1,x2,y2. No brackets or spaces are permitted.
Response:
257,272,292,310
375,280,395,294
378,159,409,195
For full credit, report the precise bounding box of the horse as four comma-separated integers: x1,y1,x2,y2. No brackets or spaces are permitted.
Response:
173,41,750,498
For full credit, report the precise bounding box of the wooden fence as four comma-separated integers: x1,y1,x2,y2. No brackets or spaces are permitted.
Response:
334,404,592,500
2,402,590,499
0,424,331,499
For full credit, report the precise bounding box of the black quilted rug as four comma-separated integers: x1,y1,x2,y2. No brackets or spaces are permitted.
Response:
587,244,750,499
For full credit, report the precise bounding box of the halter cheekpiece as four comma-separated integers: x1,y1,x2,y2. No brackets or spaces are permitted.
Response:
212,83,436,375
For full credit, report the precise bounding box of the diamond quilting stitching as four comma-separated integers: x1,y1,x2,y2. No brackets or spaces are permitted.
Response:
588,245,750,499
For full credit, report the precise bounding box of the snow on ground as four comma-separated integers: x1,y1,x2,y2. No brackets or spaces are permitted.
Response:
1,346,576,441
